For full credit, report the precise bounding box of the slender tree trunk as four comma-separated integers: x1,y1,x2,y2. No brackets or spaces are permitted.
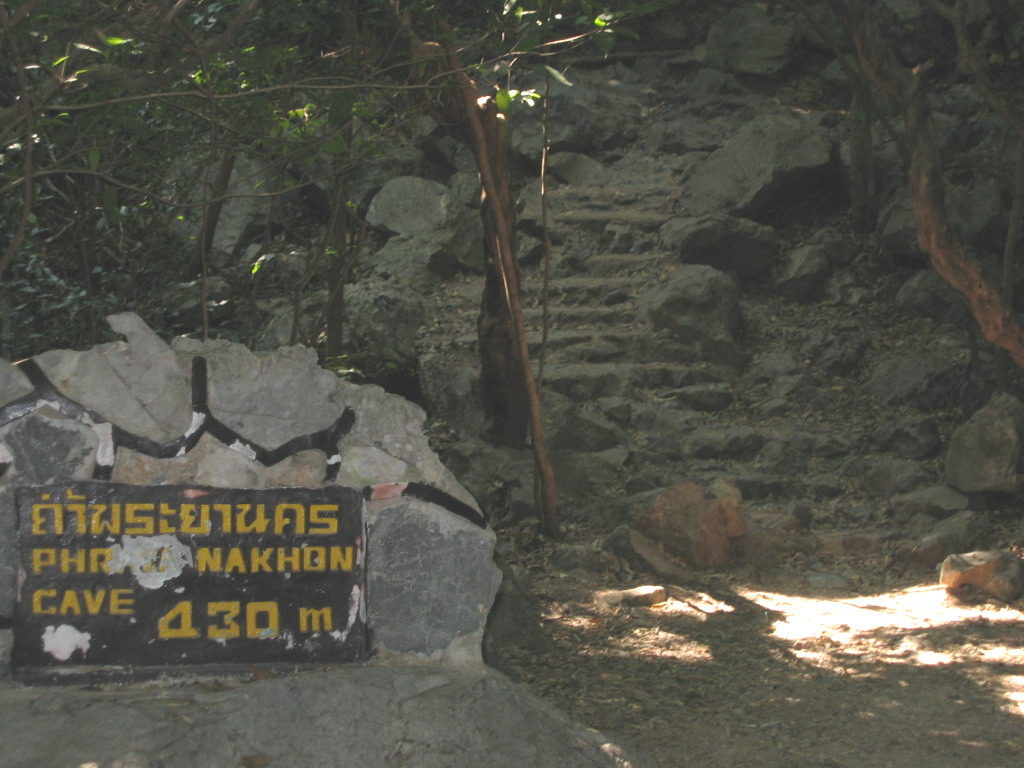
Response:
323,160,351,360
832,0,1024,369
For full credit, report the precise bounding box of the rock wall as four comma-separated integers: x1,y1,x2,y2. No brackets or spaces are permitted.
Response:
0,313,500,671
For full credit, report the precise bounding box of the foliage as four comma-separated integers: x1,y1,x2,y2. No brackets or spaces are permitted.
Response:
0,0,677,362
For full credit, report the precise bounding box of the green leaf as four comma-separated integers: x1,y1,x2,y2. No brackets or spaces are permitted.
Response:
51,55,68,67
87,148,100,171
104,36,134,46
321,134,349,155
534,65,573,87
494,88,513,114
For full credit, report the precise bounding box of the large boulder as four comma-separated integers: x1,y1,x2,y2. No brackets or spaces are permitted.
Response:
366,177,456,236
706,5,800,76
865,349,967,410
639,265,741,363
0,666,654,768
895,269,970,325
631,481,748,569
946,393,1024,493
659,214,781,284
683,111,840,222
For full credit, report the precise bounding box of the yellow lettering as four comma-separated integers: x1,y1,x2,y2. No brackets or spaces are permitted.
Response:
178,503,211,535
109,588,134,615
197,547,223,572
329,546,354,571
224,547,246,573
214,503,233,533
90,548,112,573
31,503,62,535
308,504,338,535
58,590,82,615
298,606,333,632
249,548,274,573
31,548,56,574
157,601,199,639
276,547,301,571
32,588,57,614
303,547,326,571
207,601,241,639
246,601,279,639
273,503,307,535
235,504,270,534
123,503,155,535
82,589,106,614
59,548,86,574
89,503,121,535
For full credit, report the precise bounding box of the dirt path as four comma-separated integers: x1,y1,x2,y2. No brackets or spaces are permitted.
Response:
493,532,1024,768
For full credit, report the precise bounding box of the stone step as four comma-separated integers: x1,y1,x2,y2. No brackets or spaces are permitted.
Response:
551,209,676,231
521,304,641,326
549,184,681,212
520,276,648,306
452,328,654,363
540,361,719,401
570,251,675,277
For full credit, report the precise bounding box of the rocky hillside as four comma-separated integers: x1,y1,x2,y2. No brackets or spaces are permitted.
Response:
341,0,1024,590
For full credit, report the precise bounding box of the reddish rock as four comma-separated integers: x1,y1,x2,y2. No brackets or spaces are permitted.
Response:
939,550,1024,602
632,481,747,569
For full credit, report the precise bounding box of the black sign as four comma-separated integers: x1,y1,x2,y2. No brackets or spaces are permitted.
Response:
12,482,366,671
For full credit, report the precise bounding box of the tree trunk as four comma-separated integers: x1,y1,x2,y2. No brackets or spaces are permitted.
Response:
832,0,1024,368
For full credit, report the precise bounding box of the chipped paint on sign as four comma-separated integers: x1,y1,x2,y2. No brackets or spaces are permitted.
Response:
108,535,193,589
42,624,91,661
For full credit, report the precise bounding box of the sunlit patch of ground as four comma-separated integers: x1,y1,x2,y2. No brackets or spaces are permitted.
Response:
730,585,1024,717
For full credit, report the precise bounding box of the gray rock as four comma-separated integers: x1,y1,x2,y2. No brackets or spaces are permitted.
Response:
33,313,192,443
684,68,743,100
368,233,454,286
777,244,831,302
673,383,734,412
0,410,100,616
804,322,869,378
685,426,764,459
903,510,991,568
748,351,800,382
0,666,654,768
879,179,1008,264
484,562,548,669
896,269,970,324
550,447,627,502
543,390,626,453
348,145,425,209
647,116,730,153
640,265,740,358
0,360,31,406
547,152,612,185
366,177,456,236
874,415,941,459
865,350,967,410
448,171,481,207
859,459,934,499
419,359,485,438
706,5,799,76
890,485,970,520
683,111,838,221
343,281,427,371
946,393,1024,493
659,214,781,283
366,497,500,663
